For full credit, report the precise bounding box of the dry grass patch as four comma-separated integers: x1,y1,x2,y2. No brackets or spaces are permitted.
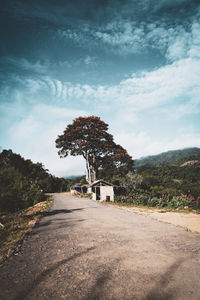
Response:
0,196,52,262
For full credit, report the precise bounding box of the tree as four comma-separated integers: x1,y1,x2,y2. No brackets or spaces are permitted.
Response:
99,144,134,180
55,116,133,183
112,145,134,175
117,171,143,192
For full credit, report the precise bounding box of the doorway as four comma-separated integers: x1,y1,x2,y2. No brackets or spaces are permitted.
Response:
96,187,100,200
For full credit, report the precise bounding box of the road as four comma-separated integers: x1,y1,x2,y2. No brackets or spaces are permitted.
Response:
0,193,200,300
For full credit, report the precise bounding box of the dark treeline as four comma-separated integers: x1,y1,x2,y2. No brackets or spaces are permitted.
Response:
0,149,69,212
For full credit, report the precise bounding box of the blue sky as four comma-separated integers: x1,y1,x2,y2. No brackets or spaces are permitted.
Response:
0,0,200,176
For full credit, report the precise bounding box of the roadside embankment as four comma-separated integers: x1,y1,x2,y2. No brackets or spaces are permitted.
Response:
105,203,200,233
0,196,52,262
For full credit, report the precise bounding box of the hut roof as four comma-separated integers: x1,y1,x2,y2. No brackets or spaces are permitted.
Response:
71,183,89,189
89,179,114,187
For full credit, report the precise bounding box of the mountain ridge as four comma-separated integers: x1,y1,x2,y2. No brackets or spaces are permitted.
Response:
135,147,200,168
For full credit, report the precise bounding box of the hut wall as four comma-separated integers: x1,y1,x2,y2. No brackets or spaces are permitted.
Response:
92,192,96,200
100,186,114,202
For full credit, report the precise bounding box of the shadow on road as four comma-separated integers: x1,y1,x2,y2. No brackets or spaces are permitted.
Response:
44,208,85,216
84,269,111,300
32,218,85,234
14,247,95,300
84,259,119,300
145,257,188,300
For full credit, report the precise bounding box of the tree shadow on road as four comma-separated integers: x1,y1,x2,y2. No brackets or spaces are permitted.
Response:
84,269,111,300
145,257,189,300
14,247,95,300
44,208,85,216
83,259,119,300
30,216,85,236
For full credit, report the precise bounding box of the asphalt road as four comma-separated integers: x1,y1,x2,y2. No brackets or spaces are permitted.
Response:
0,193,200,300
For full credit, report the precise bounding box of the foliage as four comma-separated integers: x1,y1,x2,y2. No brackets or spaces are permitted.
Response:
56,116,133,183
113,147,200,210
0,149,69,212
137,162,200,198
116,171,143,191
110,145,134,176
115,189,200,210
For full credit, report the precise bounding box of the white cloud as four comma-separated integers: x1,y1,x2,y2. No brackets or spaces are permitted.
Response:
114,131,200,159
42,57,200,118
84,56,96,65
7,51,200,118
188,22,200,59
6,105,88,176
55,5,200,63
57,29,83,44
2,59,200,176
3,44,200,120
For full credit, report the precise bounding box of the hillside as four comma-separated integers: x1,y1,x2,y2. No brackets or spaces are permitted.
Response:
0,149,69,212
134,147,200,168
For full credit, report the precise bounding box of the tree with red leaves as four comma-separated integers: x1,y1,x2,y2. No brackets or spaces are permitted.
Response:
55,116,133,183
113,145,134,175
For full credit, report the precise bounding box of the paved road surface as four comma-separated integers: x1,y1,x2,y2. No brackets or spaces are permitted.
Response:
0,193,200,300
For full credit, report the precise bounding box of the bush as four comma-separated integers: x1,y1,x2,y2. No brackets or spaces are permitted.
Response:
114,187,200,210
22,184,45,206
0,167,45,213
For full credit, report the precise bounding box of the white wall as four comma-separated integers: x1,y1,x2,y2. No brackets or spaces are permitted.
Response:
100,186,114,202
92,192,96,200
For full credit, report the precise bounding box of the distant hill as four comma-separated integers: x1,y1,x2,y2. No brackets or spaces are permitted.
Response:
64,175,85,180
134,147,200,168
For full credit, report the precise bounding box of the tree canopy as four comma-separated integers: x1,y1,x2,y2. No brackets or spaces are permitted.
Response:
55,116,133,183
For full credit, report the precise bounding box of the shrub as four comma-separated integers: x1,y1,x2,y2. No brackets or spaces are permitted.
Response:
0,167,45,213
114,187,200,210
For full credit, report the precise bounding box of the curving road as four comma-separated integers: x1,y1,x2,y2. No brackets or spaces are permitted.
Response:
0,193,200,300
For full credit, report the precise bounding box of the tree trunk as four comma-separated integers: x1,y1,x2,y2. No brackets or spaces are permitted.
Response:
86,154,92,184
85,153,97,184
92,153,96,182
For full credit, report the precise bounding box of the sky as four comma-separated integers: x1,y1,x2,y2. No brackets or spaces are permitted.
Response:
0,0,200,177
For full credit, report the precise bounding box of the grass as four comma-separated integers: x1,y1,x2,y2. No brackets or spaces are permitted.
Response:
0,196,52,262
103,201,200,214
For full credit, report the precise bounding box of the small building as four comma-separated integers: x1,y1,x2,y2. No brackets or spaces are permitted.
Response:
71,183,89,195
89,180,114,202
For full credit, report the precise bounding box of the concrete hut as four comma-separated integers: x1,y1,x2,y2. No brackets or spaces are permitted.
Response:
89,180,114,202
70,183,88,195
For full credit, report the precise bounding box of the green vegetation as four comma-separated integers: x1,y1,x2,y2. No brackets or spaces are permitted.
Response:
0,149,69,213
134,147,200,168
115,189,200,210
137,161,200,199
113,148,200,210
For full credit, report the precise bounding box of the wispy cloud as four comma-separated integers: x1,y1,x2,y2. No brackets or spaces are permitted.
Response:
56,5,200,61
3,50,200,115
6,57,50,74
